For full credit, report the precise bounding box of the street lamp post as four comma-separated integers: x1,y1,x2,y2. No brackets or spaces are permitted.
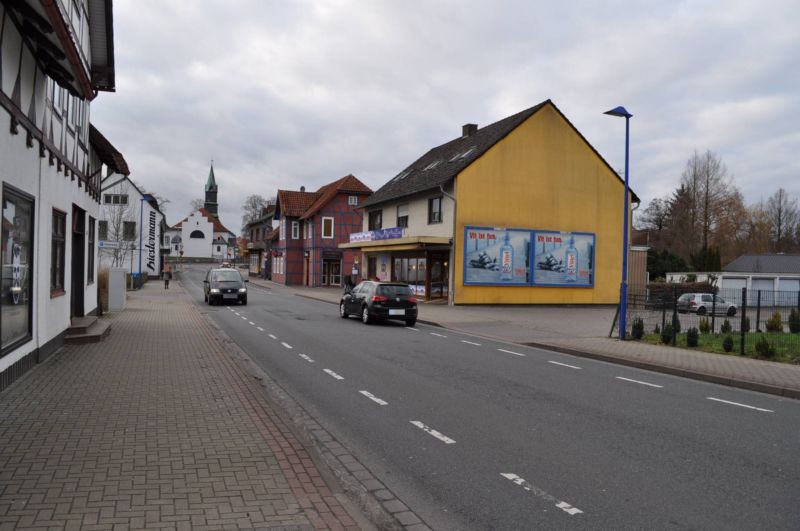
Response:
604,106,632,340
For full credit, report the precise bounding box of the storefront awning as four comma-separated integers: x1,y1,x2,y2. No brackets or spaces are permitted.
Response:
338,236,450,250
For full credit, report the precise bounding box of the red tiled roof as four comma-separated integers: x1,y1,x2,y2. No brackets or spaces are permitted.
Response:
171,208,235,235
277,190,321,217
299,174,372,220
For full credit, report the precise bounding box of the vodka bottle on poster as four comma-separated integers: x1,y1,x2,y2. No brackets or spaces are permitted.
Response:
564,234,578,282
500,231,514,281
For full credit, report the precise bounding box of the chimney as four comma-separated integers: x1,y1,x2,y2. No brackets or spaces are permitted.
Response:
462,123,478,137
300,186,306,192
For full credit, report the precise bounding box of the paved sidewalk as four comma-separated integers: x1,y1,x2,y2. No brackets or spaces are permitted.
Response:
0,281,370,530
250,278,800,399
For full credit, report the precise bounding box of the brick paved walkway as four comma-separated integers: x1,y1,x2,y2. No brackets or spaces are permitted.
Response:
0,282,362,530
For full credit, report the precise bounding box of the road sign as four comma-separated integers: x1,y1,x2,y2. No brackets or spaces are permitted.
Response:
98,240,122,249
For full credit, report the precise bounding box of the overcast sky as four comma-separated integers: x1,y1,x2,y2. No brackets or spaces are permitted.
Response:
91,0,800,234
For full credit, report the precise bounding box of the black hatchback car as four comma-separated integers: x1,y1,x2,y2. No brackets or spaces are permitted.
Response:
340,281,418,326
204,268,248,305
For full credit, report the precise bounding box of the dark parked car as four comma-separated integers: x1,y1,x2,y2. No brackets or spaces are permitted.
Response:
204,267,248,305
340,281,418,326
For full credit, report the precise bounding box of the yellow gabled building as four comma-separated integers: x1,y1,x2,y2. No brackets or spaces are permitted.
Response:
341,99,639,304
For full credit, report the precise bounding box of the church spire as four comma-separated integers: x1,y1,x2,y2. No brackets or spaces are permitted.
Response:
205,161,218,192
204,161,219,217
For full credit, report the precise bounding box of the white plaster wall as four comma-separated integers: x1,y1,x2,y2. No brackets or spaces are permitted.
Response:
1,115,101,373
362,193,454,238
182,212,214,257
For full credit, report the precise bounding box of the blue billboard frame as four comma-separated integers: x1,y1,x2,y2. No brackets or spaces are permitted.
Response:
531,230,596,288
463,226,596,288
463,226,530,286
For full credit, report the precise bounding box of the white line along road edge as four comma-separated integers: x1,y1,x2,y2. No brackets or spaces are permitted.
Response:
498,348,526,357
410,421,456,444
616,376,663,388
707,397,774,413
548,360,582,370
501,473,583,516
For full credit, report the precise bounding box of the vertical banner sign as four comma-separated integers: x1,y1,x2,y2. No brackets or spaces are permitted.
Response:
464,228,529,285
532,231,595,287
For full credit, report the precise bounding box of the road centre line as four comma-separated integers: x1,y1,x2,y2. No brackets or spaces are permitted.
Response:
461,340,482,346
257,327,264,332
409,421,456,444
249,321,255,325
616,376,662,388
240,316,247,320
501,473,583,516
268,334,277,339
430,332,448,338
707,397,773,413
324,369,344,380
281,342,293,349
498,348,526,357
548,360,582,370
298,354,315,363
359,390,388,406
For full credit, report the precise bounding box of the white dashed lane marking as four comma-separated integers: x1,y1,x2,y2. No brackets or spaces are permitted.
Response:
281,342,293,349
707,397,773,413
268,334,277,339
498,348,526,357
405,327,420,331
256,327,264,332
249,321,255,325
548,360,582,370
298,354,315,363
359,390,388,406
410,421,456,444
324,369,344,380
616,376,662,388
461,340,481,346
501,473,583,516
430,332,448,338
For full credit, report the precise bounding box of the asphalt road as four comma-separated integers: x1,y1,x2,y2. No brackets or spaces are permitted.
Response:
181,264,800,530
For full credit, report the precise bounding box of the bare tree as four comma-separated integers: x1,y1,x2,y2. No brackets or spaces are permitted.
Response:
766,188,799,252
241,194,274,232
190,198,205,211
99,182,137,268
637,197,670,234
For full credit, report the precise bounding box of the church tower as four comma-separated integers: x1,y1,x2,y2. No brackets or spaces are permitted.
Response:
204,163,219,218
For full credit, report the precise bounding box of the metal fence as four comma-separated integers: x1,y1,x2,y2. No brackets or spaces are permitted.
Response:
625,286,800,360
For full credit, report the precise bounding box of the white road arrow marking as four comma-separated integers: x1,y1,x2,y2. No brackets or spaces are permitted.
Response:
501,473,583,516
359,390,388,405
410,421,456,444
324,369,344,380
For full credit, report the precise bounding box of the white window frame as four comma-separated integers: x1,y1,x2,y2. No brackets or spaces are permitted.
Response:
322,217,334,239
348,195,358,206
291,221,300,239
280,219,286,241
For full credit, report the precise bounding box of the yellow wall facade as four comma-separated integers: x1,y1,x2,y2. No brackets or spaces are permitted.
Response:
454,103,630,304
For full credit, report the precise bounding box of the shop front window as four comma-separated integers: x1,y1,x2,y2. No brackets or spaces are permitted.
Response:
2,187,34,354
392,256,427,297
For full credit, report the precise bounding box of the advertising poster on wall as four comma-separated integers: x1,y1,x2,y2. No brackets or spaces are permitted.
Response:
464,227,530,285
532,231,594,287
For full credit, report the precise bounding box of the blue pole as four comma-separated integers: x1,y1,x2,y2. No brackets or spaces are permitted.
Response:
619,116,630,340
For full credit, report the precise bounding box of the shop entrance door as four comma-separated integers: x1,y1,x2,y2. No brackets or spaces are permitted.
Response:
429,253,448,299
322,260,341,286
